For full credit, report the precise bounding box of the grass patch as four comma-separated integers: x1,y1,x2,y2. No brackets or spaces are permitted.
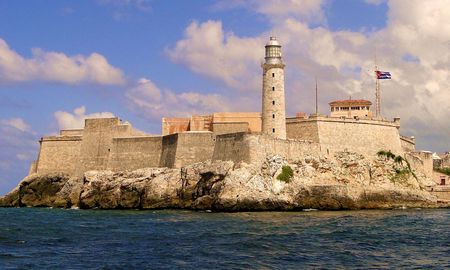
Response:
277,165,294,183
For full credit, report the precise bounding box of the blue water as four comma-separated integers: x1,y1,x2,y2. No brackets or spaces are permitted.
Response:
0,208,449,269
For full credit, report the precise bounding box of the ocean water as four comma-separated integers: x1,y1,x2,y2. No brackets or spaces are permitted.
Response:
0,208,449,269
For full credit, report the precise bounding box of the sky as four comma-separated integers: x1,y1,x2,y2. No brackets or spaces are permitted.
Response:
0,0,449,194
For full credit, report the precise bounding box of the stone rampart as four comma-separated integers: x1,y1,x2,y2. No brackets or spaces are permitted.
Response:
108,136,162,171
60,129,84,136
75,118,138,175
213,133,320,165
36,135,82,175
400,135,416,152
212,122,248,135
406,151,434,180
287,116,403,156
160,132,215,168
172,132,215,168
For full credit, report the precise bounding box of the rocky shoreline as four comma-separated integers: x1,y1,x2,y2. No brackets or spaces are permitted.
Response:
1,152,448,210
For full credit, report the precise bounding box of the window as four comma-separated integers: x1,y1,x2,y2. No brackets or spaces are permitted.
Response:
331,107,334,112
272,86,275,91
272,100,275,105
272,128,275,133
272,114,275,118
272,73,275,77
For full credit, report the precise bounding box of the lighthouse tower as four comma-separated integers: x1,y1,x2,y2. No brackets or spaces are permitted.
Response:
262,37,286,140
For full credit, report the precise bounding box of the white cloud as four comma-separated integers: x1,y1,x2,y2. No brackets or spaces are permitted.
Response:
167,20,264,91
0,118,31,132
125,78,234,120
167,1,450,151
54,106,115,130
0,38,125,85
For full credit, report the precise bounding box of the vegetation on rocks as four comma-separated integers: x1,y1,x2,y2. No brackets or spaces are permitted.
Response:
377,150,417,183
277,165,294,183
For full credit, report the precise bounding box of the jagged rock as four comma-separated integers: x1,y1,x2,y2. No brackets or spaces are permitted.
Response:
2,152,448,210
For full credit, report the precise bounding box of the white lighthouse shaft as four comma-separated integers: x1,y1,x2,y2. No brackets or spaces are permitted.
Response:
262,37,286,140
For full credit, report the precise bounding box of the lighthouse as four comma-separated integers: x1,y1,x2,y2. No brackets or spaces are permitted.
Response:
261,37,286,140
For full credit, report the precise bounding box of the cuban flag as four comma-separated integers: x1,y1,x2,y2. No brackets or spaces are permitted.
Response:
376,70,391,79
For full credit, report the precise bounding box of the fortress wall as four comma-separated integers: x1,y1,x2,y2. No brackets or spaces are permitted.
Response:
108,136,162,171
28,161,37,175
36,136,82,175
60,129,84,136
400,136,415,152
213,133,251,163
172,132,215,168
213,133,319,165
190,115,212,132
159,133,178,168
288,118,403,156
162,118,190,135
75,118,137,175
246,135,320,165
212,122,248,135
212,112,261,133
286,120,319,142
316,120,403,156
406,151,434,179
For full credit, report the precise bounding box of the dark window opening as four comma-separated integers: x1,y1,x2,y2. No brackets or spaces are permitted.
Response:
272,86,275,91
272,100,275,105
272,128,275,133
272,73,275,77
272,114,275,119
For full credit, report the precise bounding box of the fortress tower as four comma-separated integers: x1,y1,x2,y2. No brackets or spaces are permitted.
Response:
262,37,286,140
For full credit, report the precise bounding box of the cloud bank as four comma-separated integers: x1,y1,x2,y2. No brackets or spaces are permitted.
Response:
0,38,125,85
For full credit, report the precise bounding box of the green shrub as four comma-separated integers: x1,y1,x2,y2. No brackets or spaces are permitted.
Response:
277,165,294,183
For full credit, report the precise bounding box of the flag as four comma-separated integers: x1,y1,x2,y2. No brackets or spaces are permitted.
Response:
376,70,391,79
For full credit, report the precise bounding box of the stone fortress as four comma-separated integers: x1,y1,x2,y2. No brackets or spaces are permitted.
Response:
28,37,430,181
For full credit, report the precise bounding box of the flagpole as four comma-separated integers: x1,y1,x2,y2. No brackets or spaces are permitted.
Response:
374,51,381,119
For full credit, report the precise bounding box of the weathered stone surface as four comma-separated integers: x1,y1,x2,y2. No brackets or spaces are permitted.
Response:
2,152,448,210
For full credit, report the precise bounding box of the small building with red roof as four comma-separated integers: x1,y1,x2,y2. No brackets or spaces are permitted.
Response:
329,99,373,119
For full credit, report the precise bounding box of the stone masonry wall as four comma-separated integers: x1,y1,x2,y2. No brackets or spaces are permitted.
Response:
212,133,250,164
317,120,403,156
406,151,434,180
287,117,403,157
172,132,215,168
36,136,82,175
213,133,320,165
286,120,319,142
108,136,162,171
212,122,248,135
75,118,139,175
159,133,178,168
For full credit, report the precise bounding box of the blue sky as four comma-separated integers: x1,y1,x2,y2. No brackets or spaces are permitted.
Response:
1,0,449,194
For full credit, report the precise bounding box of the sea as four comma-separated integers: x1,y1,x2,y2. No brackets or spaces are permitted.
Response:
0,208,449,269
